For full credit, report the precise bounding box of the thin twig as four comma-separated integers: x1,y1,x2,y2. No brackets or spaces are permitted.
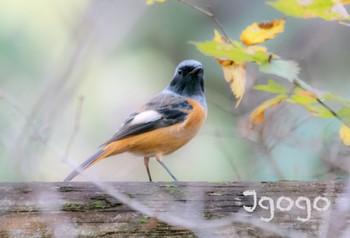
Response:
180,0,349,131
88,179,307,238
2,91,46,143
339,21,350,27
316,98,348,125
64,96,84,160
177,0,230,40
3,88,306,238
9,29,87,165
292,77,350,128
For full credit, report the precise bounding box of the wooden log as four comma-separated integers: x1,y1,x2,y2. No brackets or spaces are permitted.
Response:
0,181,346,237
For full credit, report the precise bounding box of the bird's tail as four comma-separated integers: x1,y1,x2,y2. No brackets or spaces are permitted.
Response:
64,148,111,182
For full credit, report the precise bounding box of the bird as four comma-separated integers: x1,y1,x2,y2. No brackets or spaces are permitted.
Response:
64,59,207,182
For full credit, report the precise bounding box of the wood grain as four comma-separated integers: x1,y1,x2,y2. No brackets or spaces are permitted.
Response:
0,181,346,237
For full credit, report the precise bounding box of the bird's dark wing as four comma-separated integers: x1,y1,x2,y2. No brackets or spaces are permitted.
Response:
101,93,193,146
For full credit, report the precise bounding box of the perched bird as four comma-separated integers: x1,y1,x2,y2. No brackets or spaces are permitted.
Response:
64,59,207,182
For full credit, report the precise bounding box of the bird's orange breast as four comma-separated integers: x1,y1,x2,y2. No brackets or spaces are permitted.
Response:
103,98,207,157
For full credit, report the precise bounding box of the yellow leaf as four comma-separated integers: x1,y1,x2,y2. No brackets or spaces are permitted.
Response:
213,29,232,50
146,0,166,5
267,0,350,21
216,58,246,107
245,45,268,55
249,95,286,124
240,18,286,46
289,87,318,105
214,29,229,43
340,124,350,145
191,30,272,64
213,29,221,42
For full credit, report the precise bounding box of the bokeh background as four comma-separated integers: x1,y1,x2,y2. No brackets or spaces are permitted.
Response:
1,0,350,182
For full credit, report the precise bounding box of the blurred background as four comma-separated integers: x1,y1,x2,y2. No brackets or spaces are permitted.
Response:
1,0,350,182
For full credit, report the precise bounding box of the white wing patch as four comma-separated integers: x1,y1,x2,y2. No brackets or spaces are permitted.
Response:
129,110,162,125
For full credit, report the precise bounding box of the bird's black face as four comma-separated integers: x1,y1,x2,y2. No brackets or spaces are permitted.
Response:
168,60,204,98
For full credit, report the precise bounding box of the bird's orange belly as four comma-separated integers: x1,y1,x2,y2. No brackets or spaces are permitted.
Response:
128,126,196,156
105,98,206,157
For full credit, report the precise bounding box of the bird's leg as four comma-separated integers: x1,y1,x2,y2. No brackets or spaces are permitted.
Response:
155,154,178,181
144,157,152,182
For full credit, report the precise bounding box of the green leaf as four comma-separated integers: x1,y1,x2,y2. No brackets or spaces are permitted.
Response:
267,0,350,21
259,59,300,82
288,87,320,105
304,104,335,118
232,40,243,48
323,93,350,105
254,79,289,95
288,95,317,105
190,41,271,64
146,0,166,5
338,107,350,124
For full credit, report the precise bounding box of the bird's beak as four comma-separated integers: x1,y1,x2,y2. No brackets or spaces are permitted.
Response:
189,66,203,75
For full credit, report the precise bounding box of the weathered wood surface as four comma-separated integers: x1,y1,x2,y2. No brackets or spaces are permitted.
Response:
0,181,347,237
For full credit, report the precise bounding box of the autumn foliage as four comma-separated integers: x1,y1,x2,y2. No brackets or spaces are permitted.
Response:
149,0,350,146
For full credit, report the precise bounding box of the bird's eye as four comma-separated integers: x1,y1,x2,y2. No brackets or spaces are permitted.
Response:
177,69,183,75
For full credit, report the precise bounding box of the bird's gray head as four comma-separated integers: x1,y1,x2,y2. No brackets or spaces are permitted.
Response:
167,59,205,98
